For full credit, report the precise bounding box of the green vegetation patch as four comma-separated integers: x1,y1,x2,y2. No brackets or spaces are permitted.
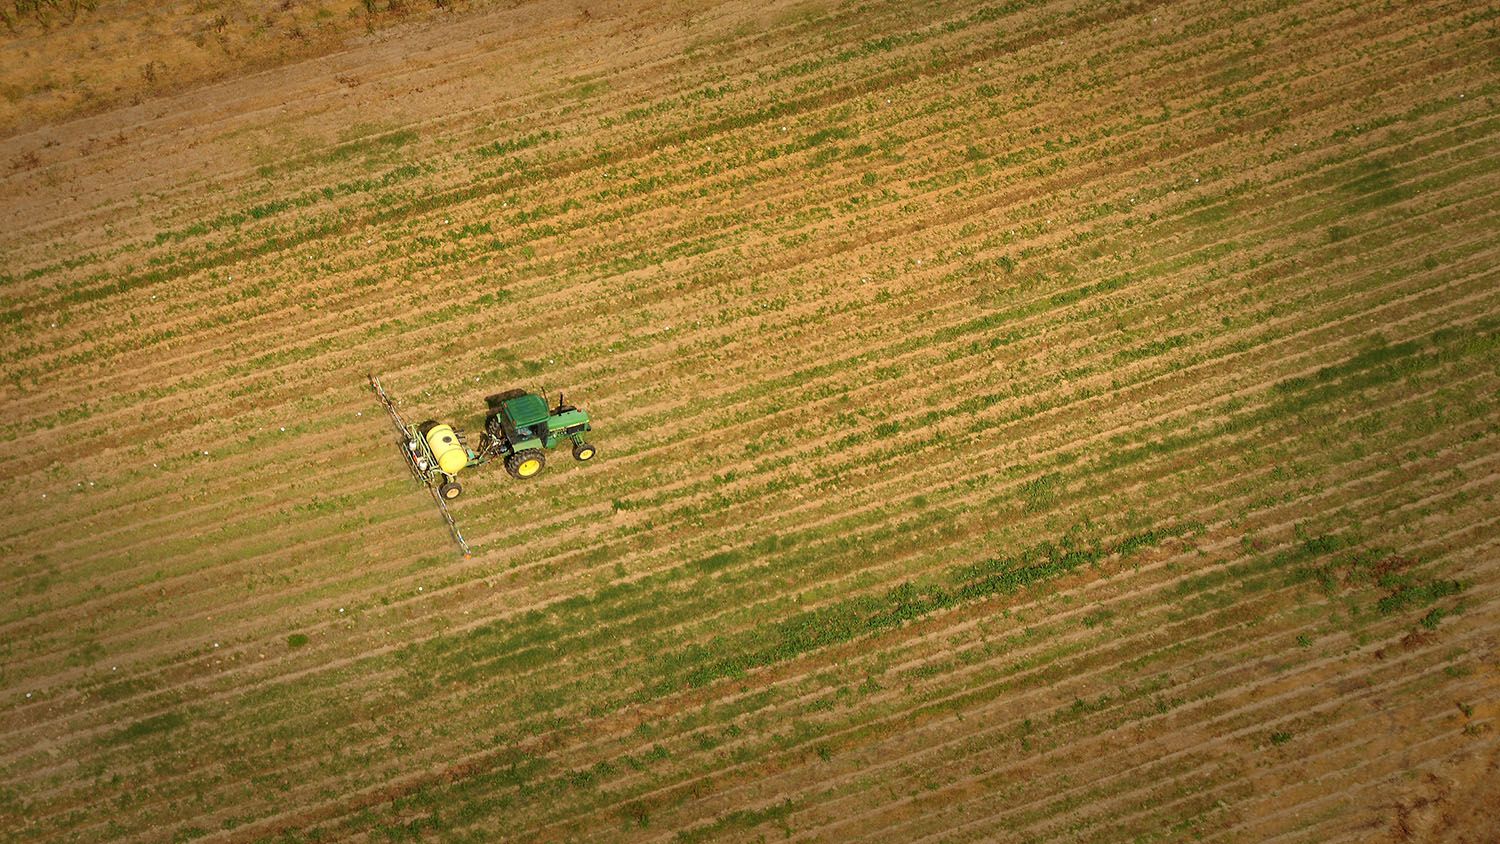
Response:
659,524,1192,692
1376,579,1463,616
474,130,561,159
317,128,418,165
1286,540,1468,619
675,798,795,843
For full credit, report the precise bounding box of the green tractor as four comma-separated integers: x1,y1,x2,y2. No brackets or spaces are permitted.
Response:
477,388,597,480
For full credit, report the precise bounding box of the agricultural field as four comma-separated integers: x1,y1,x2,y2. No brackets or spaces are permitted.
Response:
2,0,1498,839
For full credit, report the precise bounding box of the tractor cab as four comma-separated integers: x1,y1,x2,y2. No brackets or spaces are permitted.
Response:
490,392,551,448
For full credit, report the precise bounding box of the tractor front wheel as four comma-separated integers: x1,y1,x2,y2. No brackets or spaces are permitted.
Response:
506,449,546,479
573,442,597,461
439,480,463,500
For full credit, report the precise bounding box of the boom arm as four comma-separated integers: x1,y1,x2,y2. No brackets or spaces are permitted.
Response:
369,374,473,557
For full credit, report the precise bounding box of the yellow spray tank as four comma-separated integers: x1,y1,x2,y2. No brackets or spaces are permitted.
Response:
422,423,470,475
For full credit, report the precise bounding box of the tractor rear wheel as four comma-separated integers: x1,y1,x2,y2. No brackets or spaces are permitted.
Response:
573,442,597,461
506,449,546,479
485,415,506,438
439,480,463,500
